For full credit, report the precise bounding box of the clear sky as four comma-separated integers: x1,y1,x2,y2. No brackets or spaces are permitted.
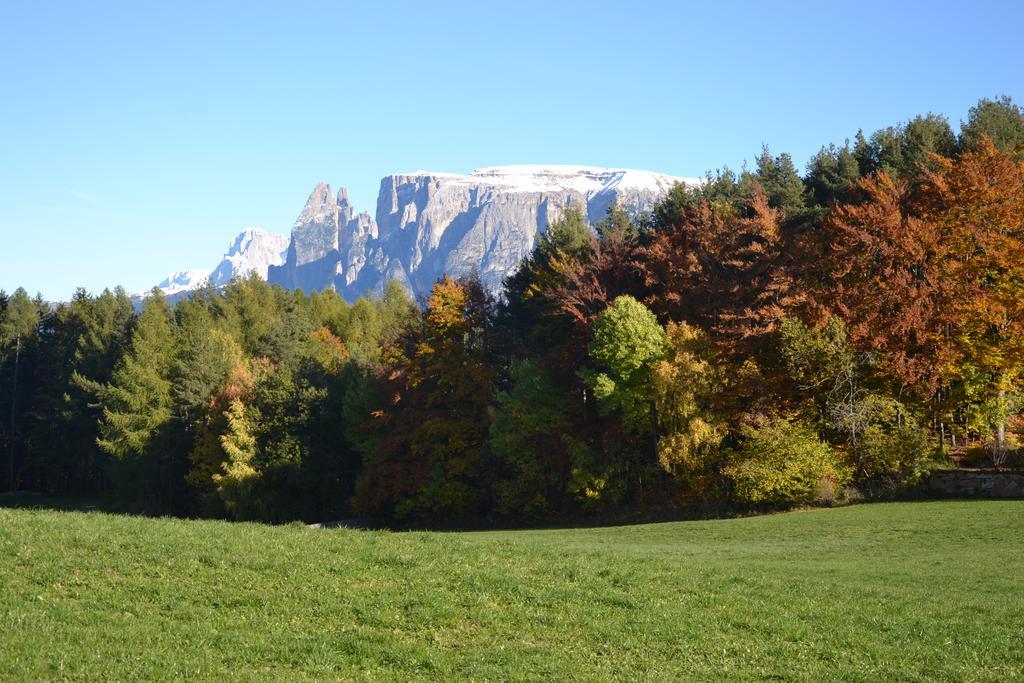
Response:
1,0,1021,300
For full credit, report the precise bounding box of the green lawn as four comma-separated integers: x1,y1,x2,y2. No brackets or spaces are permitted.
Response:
0,501,1021,680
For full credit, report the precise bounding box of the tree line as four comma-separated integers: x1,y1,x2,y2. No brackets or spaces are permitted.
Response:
2,96,1022,524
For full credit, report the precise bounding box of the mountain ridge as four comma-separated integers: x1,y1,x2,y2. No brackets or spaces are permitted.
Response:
269,165,695,300
145,165,694,303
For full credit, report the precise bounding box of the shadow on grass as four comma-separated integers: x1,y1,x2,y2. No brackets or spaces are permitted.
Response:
2,489,1017,534
0,491,108,514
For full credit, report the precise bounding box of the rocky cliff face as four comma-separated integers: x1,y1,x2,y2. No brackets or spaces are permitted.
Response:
269,165,694,300
268,183,378,293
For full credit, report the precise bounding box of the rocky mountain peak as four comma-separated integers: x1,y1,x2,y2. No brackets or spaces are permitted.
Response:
296,182,337,226
269,165,694,301
147,166,692,307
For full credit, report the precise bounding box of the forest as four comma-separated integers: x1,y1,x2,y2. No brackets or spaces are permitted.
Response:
2,96,1023,525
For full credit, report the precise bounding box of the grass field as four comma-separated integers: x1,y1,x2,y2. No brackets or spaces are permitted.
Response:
1,501,1021,680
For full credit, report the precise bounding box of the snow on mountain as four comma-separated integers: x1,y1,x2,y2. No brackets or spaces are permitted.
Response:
154,267,214,297
137,227,288,302
459,165,696,195
138,166,692,307
269,165,696,300
208,228,290,286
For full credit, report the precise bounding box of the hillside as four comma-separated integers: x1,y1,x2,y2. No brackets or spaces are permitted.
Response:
1,501,1021,680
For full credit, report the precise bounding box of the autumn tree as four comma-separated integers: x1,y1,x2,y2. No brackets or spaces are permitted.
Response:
818,135,1024,456
917,136,1024,455
651,321,725,493
213,398,262,519
354,276,496,520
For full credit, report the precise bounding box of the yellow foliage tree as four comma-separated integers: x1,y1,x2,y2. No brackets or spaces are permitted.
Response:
213,398,261,519
651,321,724,490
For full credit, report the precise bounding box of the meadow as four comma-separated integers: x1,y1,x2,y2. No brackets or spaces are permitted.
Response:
1,500,1021,680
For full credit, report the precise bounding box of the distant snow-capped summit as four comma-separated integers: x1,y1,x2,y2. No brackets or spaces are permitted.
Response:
208,227,290,287
138,165,693,307
138,227,288,302
154,267,213,297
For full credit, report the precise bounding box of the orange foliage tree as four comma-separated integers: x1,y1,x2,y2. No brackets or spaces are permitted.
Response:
353,276,496,519
819,136,1024,446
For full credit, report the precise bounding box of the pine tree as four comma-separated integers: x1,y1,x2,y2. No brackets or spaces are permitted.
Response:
960,96,1024,158
172,300,239,425
806,142,861,207
754,147,806,217
96,291,178,511
0,288,43,490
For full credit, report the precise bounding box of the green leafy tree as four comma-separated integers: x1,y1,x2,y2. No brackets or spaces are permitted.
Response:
584,296,666,435
337,281,416,365
725,418,851,507
215,274,280,356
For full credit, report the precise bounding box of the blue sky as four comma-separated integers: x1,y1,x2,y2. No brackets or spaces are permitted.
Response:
1,0,1021,299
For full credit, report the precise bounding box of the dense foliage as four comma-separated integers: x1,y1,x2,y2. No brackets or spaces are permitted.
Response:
2,96,1022,523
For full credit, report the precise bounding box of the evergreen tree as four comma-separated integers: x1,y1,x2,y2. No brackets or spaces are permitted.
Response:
0,288,43,490
62,288,136,491
97,291,180,512
805,142,863,207
960,95,1024,157
216,274,279,356
853,115,957,181
490,360,576,518
754,146,806,217
173,299,238,425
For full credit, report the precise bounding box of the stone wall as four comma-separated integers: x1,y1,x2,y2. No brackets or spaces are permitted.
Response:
927,469,1024,498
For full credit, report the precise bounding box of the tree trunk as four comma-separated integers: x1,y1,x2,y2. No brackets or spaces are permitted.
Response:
997,386,1006,451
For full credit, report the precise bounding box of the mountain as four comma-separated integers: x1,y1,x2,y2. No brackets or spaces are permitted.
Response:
207,228,291,287
138,227,288,303
153,267,214,298
268,165,696,300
